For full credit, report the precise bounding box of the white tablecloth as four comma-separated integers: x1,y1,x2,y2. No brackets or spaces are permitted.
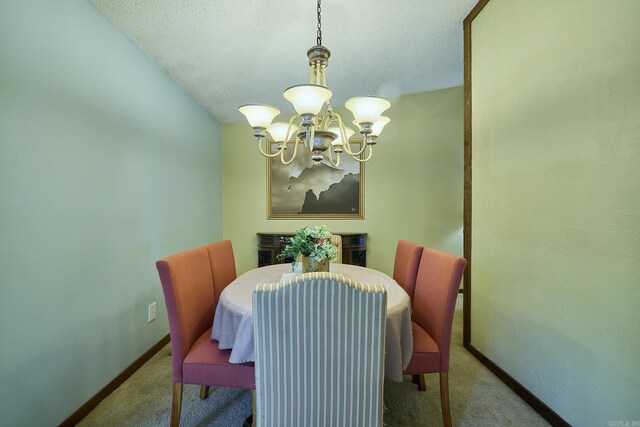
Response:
211,263,413,382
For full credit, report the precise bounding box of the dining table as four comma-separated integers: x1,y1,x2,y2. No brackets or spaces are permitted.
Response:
211,263,413,382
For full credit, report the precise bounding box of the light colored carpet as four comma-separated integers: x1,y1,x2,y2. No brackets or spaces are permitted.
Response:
78,296,549,426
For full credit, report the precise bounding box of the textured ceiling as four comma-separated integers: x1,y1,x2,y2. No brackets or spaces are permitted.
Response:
88,0,477,124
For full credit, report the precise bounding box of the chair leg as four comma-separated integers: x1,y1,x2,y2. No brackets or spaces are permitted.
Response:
413,374,426,391
252,389,257,423
199,385,210,400
171,383,183,427
439,373,452,427
243,389,256,427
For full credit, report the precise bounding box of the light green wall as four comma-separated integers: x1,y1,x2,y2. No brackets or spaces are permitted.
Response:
224,87,463,275
470,0,640,425
0,0,223,425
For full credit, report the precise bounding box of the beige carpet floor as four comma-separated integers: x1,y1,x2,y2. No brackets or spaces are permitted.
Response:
78,296,549,426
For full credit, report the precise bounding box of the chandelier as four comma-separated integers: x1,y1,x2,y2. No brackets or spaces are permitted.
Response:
238,0,391,165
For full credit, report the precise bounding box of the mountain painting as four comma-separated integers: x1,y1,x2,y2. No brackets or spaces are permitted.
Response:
268,141,364,218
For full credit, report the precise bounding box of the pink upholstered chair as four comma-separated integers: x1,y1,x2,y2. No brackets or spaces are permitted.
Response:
156,244,254,427
206,240,237,311
392,240,424,301
403,248,466,427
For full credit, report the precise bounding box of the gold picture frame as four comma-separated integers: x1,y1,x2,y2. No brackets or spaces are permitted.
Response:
267,140,365,219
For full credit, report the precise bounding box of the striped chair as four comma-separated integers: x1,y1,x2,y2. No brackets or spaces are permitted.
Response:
253,272,387,427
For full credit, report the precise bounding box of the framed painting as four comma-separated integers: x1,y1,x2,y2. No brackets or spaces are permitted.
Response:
267,140,365,219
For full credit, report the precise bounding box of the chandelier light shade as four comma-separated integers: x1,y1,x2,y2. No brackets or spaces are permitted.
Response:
328,126,355,145
283,84,332,116
364,116,391,137
329,126,355,153
371,116,391,137
239,0,391,165
268,122,299,142
345,97,391,125
353,116,391,137
238,104,280,130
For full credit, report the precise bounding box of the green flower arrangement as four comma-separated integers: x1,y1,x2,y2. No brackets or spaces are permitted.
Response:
277,225,339,268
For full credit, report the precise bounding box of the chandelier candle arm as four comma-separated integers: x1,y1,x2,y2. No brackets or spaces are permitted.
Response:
280,133,303,165
257,116,300,158
342,139,368,156
327,125,353,167
351,144,374,163
332,113,368,156
326,144,341,167
257,136,285,158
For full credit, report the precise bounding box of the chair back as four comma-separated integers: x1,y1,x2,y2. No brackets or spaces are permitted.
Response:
206,240,237,310
393,240,424,300
156,246,215,383
253,272,387,427
330,234,343,263
412,248,466,372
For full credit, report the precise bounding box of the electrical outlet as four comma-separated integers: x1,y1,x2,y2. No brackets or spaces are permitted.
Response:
148,302,156,323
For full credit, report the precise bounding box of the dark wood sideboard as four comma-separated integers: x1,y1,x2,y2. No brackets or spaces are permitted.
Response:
257,232,367,268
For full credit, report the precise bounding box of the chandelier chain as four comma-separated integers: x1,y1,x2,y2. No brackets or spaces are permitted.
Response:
317,0,322,45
